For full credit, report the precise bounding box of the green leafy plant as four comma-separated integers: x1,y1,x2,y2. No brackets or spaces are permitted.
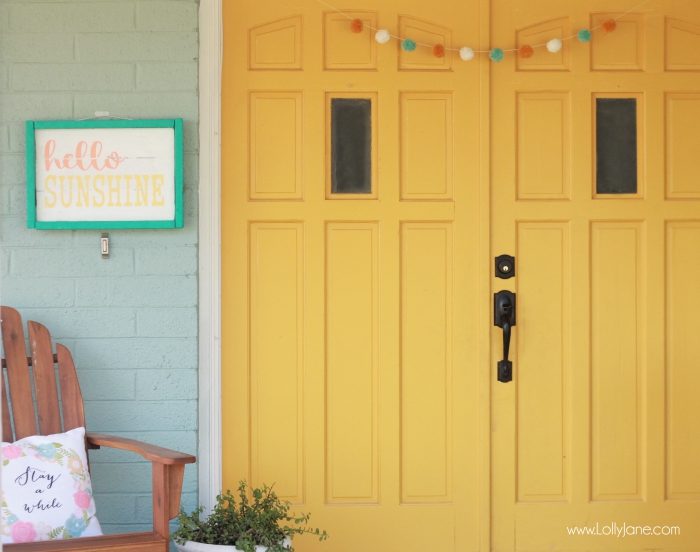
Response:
172,481,328,552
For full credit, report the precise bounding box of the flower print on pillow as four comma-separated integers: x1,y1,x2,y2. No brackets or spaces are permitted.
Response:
65,514,88,538
11,521,37,543
74,490,92,510
2,444,23,460
1,427,102,544
35,443,59,459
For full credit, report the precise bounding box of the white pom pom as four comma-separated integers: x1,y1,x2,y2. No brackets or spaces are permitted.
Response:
546,38,562,53
375,29,391,44
459,47,475,61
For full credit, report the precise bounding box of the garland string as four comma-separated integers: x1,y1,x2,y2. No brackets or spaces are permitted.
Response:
316,0,653,60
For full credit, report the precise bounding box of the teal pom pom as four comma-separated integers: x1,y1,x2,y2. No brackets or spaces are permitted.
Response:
489,48,504,62
577,29,591,42
402,38,417,52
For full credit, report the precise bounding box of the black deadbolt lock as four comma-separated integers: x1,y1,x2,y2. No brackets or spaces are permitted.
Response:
495,255,515,279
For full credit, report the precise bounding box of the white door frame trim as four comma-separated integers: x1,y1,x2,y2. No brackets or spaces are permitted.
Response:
197,0,223,510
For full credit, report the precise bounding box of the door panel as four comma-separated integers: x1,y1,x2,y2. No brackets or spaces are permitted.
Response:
515,222,570,503
667,221,700,499
248,93,303,199
516,92,571,199
222,1,482,550
492,0,700,549
325,222,379,504
591,222,644,501
400,222,454,503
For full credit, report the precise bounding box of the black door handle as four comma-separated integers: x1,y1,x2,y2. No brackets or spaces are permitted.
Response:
494,290,516,383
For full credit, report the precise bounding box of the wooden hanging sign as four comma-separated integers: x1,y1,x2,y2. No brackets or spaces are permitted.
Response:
25,119,184,229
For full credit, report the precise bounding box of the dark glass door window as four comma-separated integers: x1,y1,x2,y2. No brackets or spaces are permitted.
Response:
331,98,372,194
596,98,638,195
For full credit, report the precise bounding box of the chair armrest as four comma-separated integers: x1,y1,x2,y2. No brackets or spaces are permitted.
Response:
86,432,196,465
87,432,195,538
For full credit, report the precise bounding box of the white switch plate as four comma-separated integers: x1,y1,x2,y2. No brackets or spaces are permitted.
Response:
100,234,110,257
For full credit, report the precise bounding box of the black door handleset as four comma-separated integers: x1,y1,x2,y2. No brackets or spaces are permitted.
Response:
493,254,516,383
494,290,516,383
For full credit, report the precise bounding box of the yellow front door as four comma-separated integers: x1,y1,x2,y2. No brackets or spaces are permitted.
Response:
221,1,483,551
491,0,700,549
222,0,700,550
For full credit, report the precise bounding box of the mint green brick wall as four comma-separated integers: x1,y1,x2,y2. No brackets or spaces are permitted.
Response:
0,64,8,90
0,0,199,539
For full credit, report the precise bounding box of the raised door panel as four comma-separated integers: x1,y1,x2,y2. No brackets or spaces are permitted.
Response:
590,222,645,501
325,223,379,504
516,93,571,199
398,16,452,71
666,222,700,499
665,18,700,71
516,222,570,502
590,12,645,71
249,223,305,502
666,93,700,199
249,16,303,70
400,223,453,504
516,18,570,71
249,92,303,199
324,11,377,70
400,93,453,200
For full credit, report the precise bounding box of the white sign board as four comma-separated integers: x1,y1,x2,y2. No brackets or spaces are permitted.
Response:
26,120,183,229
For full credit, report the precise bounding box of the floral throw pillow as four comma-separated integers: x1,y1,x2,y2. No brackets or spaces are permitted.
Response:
1,427,102,543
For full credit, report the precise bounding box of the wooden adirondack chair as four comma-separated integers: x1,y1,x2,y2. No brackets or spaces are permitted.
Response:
0,306,196,552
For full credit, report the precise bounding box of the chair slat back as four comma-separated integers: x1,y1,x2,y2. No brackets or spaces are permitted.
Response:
1,371,12,442
1,306,86,442
29,321,62,435
56,344,85,431
1,306,38,440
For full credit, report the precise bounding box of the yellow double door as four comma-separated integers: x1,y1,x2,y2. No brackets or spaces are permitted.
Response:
222,0,700,550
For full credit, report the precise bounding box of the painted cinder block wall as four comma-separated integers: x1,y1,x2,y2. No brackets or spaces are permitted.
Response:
0,0,199,536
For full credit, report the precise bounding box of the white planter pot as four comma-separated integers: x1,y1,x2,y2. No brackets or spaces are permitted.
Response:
174,538,292,552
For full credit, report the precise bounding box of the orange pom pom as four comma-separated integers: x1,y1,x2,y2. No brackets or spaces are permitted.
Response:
519,44,534,58
351,18,363,33
602,19,617,32
433,44,445,58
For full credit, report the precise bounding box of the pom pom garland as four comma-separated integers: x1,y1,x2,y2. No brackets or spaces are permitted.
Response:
340,0,635,63
402,38,417,51
350,18,363,33
519,44,534,58
577,29,592,42
489,48,504,62
375,29,391,44
546,38,563,53
459,46,475,61
602,19,617,32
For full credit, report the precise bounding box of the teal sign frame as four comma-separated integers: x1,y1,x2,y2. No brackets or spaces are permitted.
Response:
26,118,184,230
